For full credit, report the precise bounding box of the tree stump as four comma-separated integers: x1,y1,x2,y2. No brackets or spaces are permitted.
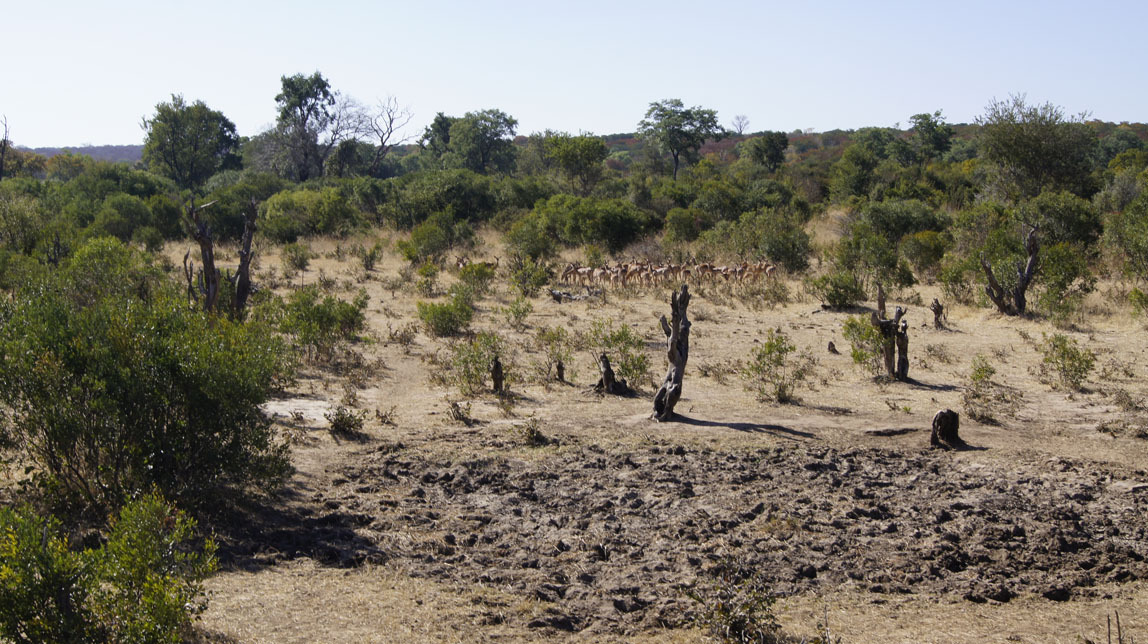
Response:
594,353,628,395
931,409,962,448
653,284,691,422
491,356,504,393
555,360,565,383
930,298,945,330
876,283,887,319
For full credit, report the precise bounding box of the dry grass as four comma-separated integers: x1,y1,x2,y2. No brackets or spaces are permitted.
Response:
174,230,1148,642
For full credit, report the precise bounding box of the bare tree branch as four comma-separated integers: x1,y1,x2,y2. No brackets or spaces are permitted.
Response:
367,96,414,176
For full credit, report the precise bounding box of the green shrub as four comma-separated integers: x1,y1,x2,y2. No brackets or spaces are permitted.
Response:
969,354,996,388
1039,333,1095,391
587,319,650,386
0,240,291,511
742,330,816,403
1131,287,1148,317
93,492,217,643
842,315,884,375
807,271,867,309
510,256,551,298
458,262,496,294
280,286,368,360
447,332,506,395
325,406,367,436
505,211,557,262
281,241,312,278
261,187,361,242
0,494,216,644
534,325,573,382
356,241,384,271
416,261,439,296
417,294,474,337
900,230,950,279
396,209,474,263
502,296,533,331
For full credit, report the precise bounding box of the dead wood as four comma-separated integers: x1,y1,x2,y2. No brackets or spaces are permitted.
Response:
653,284,691,421
931,408,962,448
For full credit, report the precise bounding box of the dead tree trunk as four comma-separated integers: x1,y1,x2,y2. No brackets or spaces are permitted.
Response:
231,199,258,314
895,320,909,381
555,360,565,383
491,355,504,393
931,409,962,448
930,298,945,329
871,306,908,380
876,283,887,319
653,284,691,421
185,200,220,312
594,353,628,395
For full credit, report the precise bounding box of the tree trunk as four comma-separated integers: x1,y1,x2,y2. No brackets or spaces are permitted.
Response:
556,360,565,383
981,226,1039,316
231,199,258,315
871,306,908,380
594,353,628,395
876,283,887,319
653,284,691,421
491,355,504,393
185,200,220,312
895,320,909,381
931,409,961,448
930,298,945,329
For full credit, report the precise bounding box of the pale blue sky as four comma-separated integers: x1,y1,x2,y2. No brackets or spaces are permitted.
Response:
4,0,1145,147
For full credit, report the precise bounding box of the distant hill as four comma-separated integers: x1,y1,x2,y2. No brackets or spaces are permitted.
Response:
25,145,143,164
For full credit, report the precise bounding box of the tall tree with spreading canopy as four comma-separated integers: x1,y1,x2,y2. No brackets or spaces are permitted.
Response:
637,99,724,180
448,109,518,174
909,110,953,163
745,131,789,172
977,95,1097,201
141,95,240,191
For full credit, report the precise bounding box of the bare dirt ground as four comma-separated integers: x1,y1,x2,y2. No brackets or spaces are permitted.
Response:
196,233,1148,643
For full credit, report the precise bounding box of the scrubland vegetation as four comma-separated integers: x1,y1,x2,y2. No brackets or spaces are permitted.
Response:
1,76,1147,642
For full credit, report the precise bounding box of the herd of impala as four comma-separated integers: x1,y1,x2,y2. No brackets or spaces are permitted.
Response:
558,260,777,287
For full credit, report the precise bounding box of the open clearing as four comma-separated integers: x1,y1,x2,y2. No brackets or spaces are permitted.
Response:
196,236,1148,643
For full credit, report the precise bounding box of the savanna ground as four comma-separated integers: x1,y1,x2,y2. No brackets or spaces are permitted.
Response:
193,229,1147,644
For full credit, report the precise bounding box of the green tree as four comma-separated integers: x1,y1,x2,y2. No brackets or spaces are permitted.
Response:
909,110,953,163
545,133,608,194
637,99,724,180
141,95,240,191
744,131,789,172
272,72,363,181
977,95,1097,200
447,109,518,174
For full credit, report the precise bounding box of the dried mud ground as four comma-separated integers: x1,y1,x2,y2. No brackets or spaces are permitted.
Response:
197,236,1148,643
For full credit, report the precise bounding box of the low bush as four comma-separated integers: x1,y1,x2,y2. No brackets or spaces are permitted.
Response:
842,315,884,376
0,493,216,644
1040,333,1095,391
807,271,867,309
742,329,816,403
690,567,781,644
446,332,507,395
509,256,551,298
281,287,369,360
417,293,474,337
587,319,650,386
502,297,533,331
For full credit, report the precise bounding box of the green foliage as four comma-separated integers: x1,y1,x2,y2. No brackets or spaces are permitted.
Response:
807,271,867,309
842,315,884,375
281,241,312,277
1035,241,1094,324
742,329,815,403
1131,287,1148,317
380,169,497,228
356,240,383,271
509,256,551,298
273,72,335,182
280,286,368,359
416,293,474,337
638,98,724,180
325,406,367,436
697,208,811,272
0,506,98,643
977,95,1097,200
505,211,557,261
396,208,473,263
1039,333,1095,391
501,296,533,331
457,261,496,295
1103,194,1148,282
532,194,650,253
587,319,650,385
969,354,996,388
261,187,362,242
0,239,290,511
690,569,781,644
0,494,216,644
415,261,439,296
202,172,290,241
142,94,240,191
744,132,789,172
545,133,608,194
444,109,519,174
92,492,217,643
446,332,506,395
534,325,573,381
900,230,950,279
